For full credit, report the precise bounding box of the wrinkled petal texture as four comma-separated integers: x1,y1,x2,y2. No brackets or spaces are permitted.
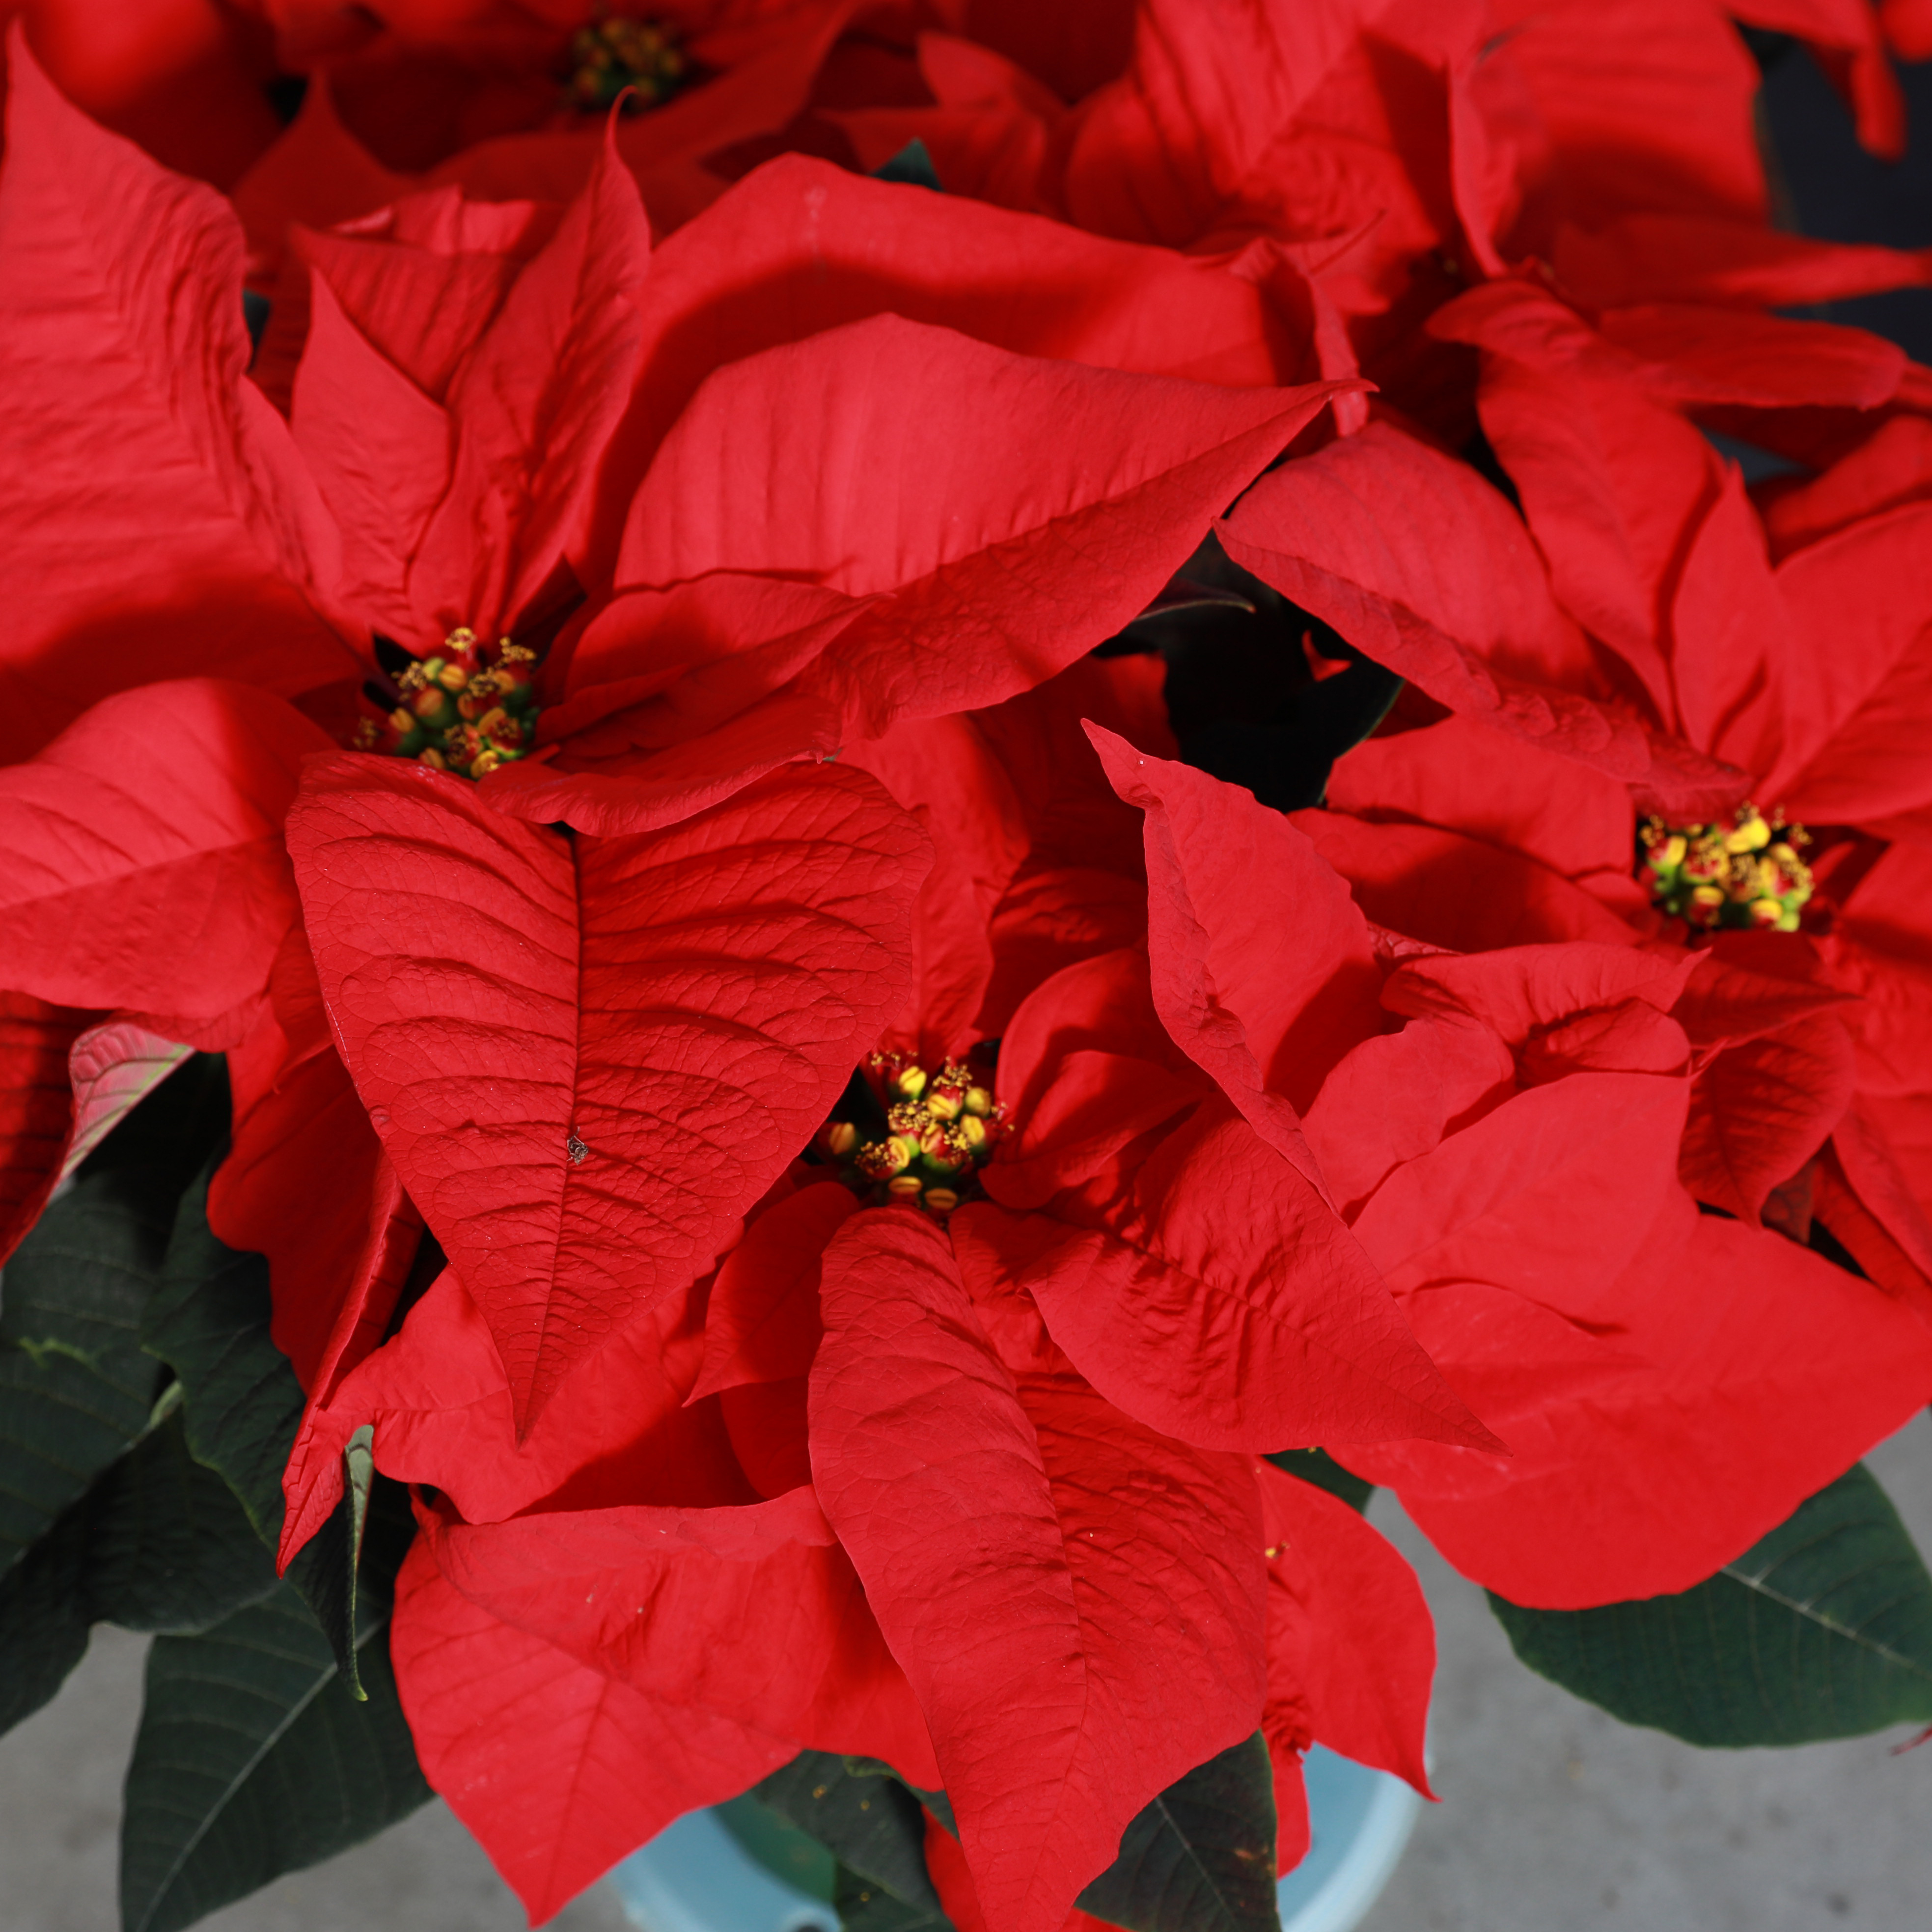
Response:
286,752,928,1428
0,680,328,1018
810,1208,1266,1932
391,1533,796,1924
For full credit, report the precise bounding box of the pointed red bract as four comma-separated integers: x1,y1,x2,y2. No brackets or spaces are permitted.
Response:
0,992,89,1264
1680,1014,1857,1225
0,36,352,760
286,752,927,1429
0,680,328,1020
424,1485,939,1786
690,1180,856,1401
809,1207,1267,1932
1217,423,1649,779
1255,1465,1434,1800
968,1098,1496,1457
391,1534,797,1925
613,314,1352,739
1087,725,1382,1129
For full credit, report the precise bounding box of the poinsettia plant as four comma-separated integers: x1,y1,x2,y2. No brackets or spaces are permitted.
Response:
4,5,1932,1932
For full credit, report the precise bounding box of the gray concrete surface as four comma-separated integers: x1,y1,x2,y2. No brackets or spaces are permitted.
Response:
6,1414,1931,1931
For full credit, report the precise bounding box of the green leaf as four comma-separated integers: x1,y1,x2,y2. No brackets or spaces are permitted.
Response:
1263,1449,1373,1514
0,1052,230,1577
755,1751,943,1913
142,1171,415,1691
0,1502,91,1735
871,137,941,191
0,1395,283,1741
0,1171,173,1574
1489,1462,1932,1745
715,1794,837,1902
836,1860,951,1932
83,1405,280,1634
1075,1733,1280,1932
119,1583,431,1932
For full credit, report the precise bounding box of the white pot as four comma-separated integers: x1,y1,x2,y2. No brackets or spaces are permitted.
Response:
608,1744,1419,1932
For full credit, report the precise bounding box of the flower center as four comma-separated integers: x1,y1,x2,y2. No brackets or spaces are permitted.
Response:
817,1051,1009,1219
356,628,540,778
1639,804,1814,932
564,14,690,112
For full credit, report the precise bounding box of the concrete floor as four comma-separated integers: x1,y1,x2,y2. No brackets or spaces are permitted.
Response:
6,1412,1931,1932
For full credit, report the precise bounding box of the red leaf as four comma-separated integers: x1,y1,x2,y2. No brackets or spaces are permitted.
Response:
285,753,927,1429
1291,813,1639,951
425,1485,939,1786
0,33,352,761
1088,727,1383,1132
1302,1015,1517,1221
60,1020,193,1176
966,1102,1497,1456
616,313,1352,738
410,134,650,640
690,1180,855,1401
593,149,1290,565
1380,943,1701,1048
1059,0,1371,247
1769,501,1932,818
1255,1464,1434,1798
1553,213,1932,310
1328,714,1640,908
1350,1071,1690,1309
1680,1013,1858,1224
809,1208,1268,1932
1363,1196,1932,1605
0,680,328,1018
391,1533,797,1925
287,1264,753,1549
1217,422,1650,779
0,992,89,1266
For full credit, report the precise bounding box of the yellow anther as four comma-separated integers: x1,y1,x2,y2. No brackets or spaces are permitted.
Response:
1691,884,1725,908
893,1065,928,1101
1749,897,1785,925
1724,810,1771,855
419,746,449,771
823,1121,858,1158
1657,835,1687,869
956,1114,987,1151
964,1086,993,1117
927,1087,963,1122
437,662,469,692
923,1188,959,1213
886,1175,924,1199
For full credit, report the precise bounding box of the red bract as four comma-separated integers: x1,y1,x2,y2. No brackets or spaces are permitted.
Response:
286,752,926,1430
1245,299,1932,1270
292,669,1453,1921
1098,738,1932,1605
811,1207,1266,1932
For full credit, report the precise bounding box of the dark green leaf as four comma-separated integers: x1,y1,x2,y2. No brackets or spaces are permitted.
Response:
756,1751,943,1913
1263,1449,1373,1514
0,1394,282,1742
142,1172,414,1689
83,1405,279,1634
0,1051,230,1578
0,1501,91,1735
1076,1733,1279,1932
0,1170,175,1575
871,138,941,191
836,1861,950,1932
120,1584,431,1932
1489,1462,1932,1745
715,1794,837,1902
